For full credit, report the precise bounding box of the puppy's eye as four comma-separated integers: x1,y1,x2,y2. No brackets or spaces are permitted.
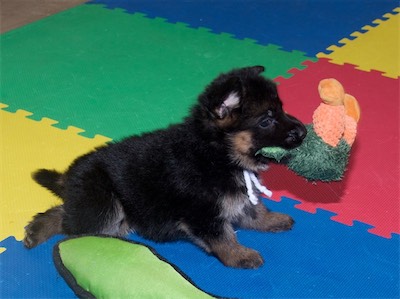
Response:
259,110,275,128
259,118,273,128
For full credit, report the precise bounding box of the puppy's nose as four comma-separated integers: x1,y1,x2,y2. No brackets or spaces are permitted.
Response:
294,126,307,140
286,126,307,146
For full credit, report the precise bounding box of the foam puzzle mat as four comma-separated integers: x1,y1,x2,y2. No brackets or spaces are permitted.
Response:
1,1,399,298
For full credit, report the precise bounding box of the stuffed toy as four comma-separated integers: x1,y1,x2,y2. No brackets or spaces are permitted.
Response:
258,78,360,181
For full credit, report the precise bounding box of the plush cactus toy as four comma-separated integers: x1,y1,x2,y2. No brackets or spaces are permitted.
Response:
258,79,360,182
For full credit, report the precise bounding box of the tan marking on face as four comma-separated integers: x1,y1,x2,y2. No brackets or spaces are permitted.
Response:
228,131,267,172
233,131,253,154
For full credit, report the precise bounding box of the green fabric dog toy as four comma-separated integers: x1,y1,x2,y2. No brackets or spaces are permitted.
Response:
258,79,360,181
54,236,216,298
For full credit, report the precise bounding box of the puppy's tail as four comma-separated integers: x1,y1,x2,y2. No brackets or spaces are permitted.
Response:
32,169,65,199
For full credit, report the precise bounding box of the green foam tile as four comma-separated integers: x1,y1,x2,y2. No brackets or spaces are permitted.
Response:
1,4,313,139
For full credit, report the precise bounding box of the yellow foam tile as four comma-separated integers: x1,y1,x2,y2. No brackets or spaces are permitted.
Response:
318,8,400,78
0,103,111,243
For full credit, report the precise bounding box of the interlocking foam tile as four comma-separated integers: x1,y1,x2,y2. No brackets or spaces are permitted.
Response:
0,4,312,140
0,236,75,298
89,0,399,57
318,7,400,78
1,198,398,298
262,58,399,238
0,104,110,247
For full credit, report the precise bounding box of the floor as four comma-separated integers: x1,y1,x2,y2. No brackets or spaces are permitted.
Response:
1,1,399,298
1,0,87,33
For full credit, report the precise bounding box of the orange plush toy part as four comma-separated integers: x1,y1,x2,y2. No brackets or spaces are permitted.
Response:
313,78,360,147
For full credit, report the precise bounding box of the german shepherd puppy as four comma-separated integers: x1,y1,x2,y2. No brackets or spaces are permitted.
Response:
24,66,306,269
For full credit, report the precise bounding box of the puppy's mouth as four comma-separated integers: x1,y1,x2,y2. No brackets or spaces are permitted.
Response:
254,152,276,164
252,133,306,164
253,147,290,164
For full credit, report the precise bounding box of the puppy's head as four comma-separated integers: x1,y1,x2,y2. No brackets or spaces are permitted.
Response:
195,66,307,171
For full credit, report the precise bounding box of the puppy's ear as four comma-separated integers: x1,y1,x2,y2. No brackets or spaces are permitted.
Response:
210,76,242,120
215,91,241,119
215,66,265,118
196,69,251,128
247,65,265,75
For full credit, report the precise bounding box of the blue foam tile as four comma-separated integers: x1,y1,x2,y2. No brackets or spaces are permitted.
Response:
0,236,75,298
128,197,400,298
88,0,399,57
1,197,398,298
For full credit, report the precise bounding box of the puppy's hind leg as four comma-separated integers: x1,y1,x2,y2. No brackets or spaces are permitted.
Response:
24,205,64,248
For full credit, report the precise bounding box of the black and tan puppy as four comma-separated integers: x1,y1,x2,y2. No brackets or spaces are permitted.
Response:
24,66,306,269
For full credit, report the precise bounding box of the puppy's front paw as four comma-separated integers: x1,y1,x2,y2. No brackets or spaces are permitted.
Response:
219,246,264,269
235,247,264,269
265,212,294,232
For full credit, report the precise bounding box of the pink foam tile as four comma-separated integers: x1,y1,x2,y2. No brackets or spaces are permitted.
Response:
263,58,399,238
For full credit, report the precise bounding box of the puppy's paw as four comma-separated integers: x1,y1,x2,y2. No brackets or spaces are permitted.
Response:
219,246,264,269
23,219,50,249
23,225,40,249
235,248,264,269
265,212,294,232
23,206,64,249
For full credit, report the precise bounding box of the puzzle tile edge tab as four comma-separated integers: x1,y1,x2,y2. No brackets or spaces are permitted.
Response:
0,103,112,245
317,6,400,57
274,196,398,240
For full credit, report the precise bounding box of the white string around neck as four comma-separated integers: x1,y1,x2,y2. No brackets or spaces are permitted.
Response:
243,170,273,205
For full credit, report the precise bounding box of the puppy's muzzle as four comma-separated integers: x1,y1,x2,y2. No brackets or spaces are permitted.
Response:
283,115,307,148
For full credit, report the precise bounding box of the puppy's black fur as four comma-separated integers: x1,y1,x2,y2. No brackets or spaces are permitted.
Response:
24,66,306,268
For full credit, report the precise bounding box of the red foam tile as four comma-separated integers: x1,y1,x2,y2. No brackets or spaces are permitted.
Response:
264,58,399,238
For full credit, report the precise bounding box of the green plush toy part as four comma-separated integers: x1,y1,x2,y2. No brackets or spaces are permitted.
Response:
54,236,215,299
259,78,361,182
